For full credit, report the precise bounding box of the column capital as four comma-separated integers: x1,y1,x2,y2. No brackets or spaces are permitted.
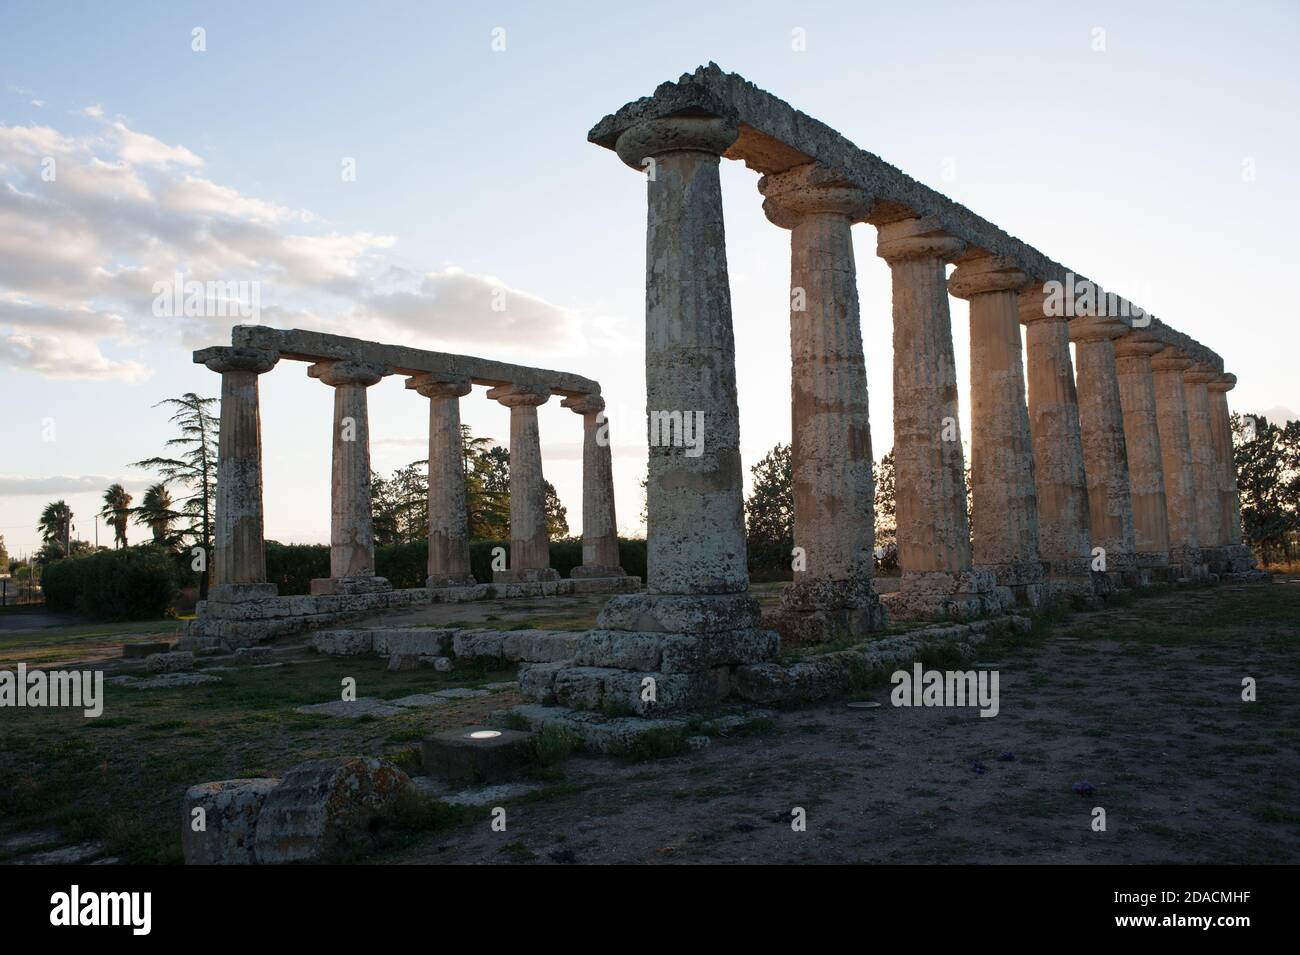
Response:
308,359,389,388
1150,347,1194,373
1068,316,1127,344
197,345,279,375
1113,332,1166,359
405,374,472,400
947,253,1031,300
613,115,739,171
561,393,605,415
758,162,873,229
1184,365,1220,385
487,383,551,408
876,217,965,264
1207,372,1237,393
1017,286,1068,325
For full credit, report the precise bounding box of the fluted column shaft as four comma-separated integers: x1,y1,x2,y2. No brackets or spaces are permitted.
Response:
1207,375,1244,548
950,256,1043,601
1184,366,1225,553
615,116,747,595
1071,319,1138,574
562,393,624,576
1018,296,1092,582
1114,335,1171,564
201,346,279,601
408,375,475,588
489,384,557,581
1151,349,1200,566
308,359,391,594
877,220,971,579
760,164,876,604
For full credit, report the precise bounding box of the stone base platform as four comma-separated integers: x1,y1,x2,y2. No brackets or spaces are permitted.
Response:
311,626,584,665
763,577,888,647
310,575,393,596
490,703,690,755
493,568,561,584
880,568,1014,621
179,575,641,651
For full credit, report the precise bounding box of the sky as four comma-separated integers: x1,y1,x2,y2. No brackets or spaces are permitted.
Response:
1,0,1297,558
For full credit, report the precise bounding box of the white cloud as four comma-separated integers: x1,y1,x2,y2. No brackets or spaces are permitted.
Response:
0,474,155,496
0,111,586,382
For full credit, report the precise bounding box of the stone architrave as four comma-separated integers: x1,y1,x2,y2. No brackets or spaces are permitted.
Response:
487,383,560,583
308,359,392,595
876,218,1009,619
198,346,279,603
561,393,625,579
757,162,884,640
949,254,1047,607
407,375,476,588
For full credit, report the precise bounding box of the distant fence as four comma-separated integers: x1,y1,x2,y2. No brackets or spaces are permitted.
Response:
0,578,43,607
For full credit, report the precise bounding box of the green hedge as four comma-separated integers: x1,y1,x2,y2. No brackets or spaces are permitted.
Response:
264,538,650,595
41,547,178,621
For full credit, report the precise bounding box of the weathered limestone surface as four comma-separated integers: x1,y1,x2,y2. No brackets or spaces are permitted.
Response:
408,375,476,588
181,778,281,865
1151,348,1203,572
197,346,279,603
488,383,559,583
1207,375,1261,575
1184,365,1226,569
561,393,624,578
1018,293,1093,595
950,255,1045,605
308,359,392,595
1071,317,1139,580
759,162,884,636
1114,334,1172,569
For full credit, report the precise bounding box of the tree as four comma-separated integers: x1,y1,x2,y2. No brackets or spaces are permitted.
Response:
744,443,793,574
135,483,181,545
1233,412,1300,564
370,461,429,546
38,500,74,557
544,481,570,539
0,534,7,572
131,393,219,598
873,450,896,543
100,483,133,548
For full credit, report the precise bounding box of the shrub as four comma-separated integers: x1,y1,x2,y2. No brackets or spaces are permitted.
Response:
41,547,177,621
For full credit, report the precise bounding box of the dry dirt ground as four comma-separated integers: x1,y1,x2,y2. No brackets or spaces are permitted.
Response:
1,578,1296,865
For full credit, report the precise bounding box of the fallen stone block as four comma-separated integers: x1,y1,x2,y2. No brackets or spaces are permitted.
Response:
490,703,688,755
254,757,410,864
311,629,375,656
233,646,274,665
130,672,222,690
146,651,195,673
387,653,420,672
181,778,281,865
421,726,535,785
372,628,456,657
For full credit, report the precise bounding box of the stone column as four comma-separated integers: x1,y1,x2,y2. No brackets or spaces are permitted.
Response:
1207,373,1258,574
198,345,279,602
1114,333,1172,574
1071,317,1141,585
949,255,1047,607
407,375,476,589
308,359,391,595
1150,348,1202,574
876,218,1007,619
1184,364,1227,572
561,393,625,578
612,115,748,598
1017,292,1095,597
758,163,884,639
487,383,559,583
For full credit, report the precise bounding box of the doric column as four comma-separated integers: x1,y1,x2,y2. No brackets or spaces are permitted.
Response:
308,359,392,595
612,115,748,597
198,345,279,602
1150,348,1202,573
1017,291,1094,596
561,393,625,578
949,254,1046,606
407,375,476,588
1070,317,1140,584
1113,333,1172,572
1207,373,1258,574
876,218,1007,618
487,383,559,583
1184,364,1226,571
758,163,884,636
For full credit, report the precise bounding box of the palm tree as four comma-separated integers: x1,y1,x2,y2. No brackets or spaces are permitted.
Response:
37,500,73,556
135,483,180,544
100,484,133,548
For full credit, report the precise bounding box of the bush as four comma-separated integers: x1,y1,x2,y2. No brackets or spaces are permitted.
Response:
41,547,178,621
263,537,650,595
